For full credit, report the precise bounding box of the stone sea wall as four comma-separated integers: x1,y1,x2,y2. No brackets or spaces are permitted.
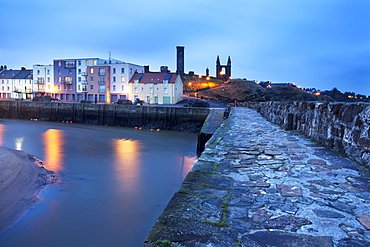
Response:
242,101,370,166
0,101,209,132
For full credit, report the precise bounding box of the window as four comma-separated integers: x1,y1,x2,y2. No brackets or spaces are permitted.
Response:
90,76,93,82
68,69,72,74
90,68,94,74
47,77,50,82
144,83,148,86
65,77,72,83
99,68,105,76
113,77,116,82
37,70,40,75
47,69,50,75
113,68,116,74
90,85,94,90
58,69,61,74
130,68,132,74
134,87,138,93
134,79,138,85
121,76,125,83
48,85,51,90
99,77,105,84
154,83,157,86
99,85,105,93
141,87,144,91
58,61,62,66
113,85,116,91
78,61,81,66
163,80,168,86
58,77,62,83
122,85,124,91
78,77,81,82
93,60,97,65
64,85,67,90
85,60,89,65
78,69,81,74
150,87,153,93
164,88,168,93
121,68,124,73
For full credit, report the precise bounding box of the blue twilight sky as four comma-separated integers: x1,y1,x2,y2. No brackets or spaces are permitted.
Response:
1,0,369,95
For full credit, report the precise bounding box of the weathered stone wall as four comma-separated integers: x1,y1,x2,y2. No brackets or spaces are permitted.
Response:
0,101,209,132
242,101,370,166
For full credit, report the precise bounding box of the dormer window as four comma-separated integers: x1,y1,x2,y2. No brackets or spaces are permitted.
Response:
150,79,154,81
163,79,168,86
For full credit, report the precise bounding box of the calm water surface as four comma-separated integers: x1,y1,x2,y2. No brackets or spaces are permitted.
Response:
0,119,197,247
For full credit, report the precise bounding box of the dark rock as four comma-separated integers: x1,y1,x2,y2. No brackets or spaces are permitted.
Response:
242,231,333,247
313,209,345,218
337,238,370,247
264,215,312,231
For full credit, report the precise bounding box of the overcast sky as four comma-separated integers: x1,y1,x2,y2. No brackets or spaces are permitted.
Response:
2,0,369,94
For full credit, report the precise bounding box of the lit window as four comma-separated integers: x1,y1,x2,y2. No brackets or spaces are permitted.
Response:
58,61,61,66
86,61,89,65
93,60,97,65
121,76,125,82
90,68,94,74
58,77,62,83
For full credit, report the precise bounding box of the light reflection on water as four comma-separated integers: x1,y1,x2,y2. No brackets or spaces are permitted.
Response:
0,120,197,246
113,138,141,194
42,129,65,172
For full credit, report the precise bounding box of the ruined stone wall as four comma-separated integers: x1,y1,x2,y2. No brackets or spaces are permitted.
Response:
241,101,370,166
0,101,209,132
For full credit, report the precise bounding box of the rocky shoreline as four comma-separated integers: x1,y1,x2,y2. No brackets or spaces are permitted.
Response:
0,147,55,232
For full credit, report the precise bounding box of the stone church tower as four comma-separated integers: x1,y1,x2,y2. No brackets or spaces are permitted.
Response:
216,56,231,80
176,46,185,74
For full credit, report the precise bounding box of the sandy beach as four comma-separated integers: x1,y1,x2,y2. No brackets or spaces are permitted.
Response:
0,147,55,232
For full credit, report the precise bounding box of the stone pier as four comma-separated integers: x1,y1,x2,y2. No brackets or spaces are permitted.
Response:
145,107,370,246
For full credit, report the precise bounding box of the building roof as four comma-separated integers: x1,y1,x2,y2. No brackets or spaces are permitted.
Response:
0,70,22,79
13,69,33,79
129,72,177,84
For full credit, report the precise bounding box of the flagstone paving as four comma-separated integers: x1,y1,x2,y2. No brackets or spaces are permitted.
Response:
145,107,370,247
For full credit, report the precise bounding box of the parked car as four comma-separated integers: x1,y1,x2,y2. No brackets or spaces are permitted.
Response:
32,96,61,102
184,100,210,108
116,99,133,105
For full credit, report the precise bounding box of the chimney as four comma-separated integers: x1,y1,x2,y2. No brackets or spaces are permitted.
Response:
160,66,170,73
144,65,150,73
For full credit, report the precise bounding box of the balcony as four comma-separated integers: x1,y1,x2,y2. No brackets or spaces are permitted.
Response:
65,62,76,69
80,80,88,85
81,72,87,76
64,81,73,85
98,81,106,85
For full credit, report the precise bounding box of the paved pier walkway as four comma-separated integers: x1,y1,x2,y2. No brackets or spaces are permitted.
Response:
145,108,370,247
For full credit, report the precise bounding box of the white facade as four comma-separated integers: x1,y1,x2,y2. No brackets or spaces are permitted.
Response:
109,63,144,102
33,64,54,96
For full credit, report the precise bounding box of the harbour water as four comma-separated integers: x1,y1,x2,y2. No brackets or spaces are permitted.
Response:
0,119,197,247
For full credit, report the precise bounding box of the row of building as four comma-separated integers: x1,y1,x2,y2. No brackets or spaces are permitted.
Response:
0,56,183,104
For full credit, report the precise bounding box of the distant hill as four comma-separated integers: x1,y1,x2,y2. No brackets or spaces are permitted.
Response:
194,79,333,102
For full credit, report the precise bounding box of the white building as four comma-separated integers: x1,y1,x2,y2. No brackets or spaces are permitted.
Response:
33,64,54,96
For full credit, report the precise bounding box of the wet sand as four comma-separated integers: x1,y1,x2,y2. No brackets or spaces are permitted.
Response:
0,147,54,232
